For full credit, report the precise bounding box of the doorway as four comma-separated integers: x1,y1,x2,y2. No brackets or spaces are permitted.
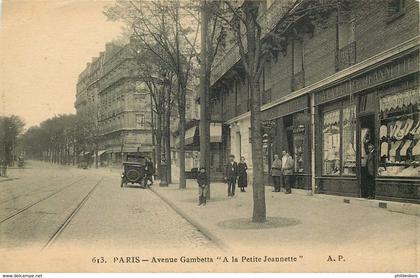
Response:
359,114,375,198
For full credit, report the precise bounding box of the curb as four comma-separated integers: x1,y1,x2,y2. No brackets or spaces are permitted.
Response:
0,178,17,183
314,194,420,216
149,186,228,252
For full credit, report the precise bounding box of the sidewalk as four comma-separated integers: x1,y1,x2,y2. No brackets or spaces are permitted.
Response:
151,180,419,272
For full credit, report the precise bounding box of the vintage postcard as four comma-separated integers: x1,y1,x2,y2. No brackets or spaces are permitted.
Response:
0,0,419,275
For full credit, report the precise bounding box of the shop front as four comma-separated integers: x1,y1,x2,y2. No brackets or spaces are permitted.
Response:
174,121,226,181
261,95,312,191
314,48,419,203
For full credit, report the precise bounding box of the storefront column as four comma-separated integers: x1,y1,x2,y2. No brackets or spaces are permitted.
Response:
310,93,316,195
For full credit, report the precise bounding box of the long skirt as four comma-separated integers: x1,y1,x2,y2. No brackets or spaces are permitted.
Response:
238,174,248,188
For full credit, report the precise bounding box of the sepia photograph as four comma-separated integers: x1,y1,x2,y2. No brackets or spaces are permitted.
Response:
0,0,419,276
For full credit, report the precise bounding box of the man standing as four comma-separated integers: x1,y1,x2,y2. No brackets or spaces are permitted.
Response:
144,156,155,187
281,150,294,194
271,154,282,192
366,144,376,199
225,154,238,197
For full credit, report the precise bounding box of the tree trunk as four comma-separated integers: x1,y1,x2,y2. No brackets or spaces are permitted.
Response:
164,85,172,184
178,84,186,189
95,143,99,168
246,2,266,223
200,0,211,199
155,113,162,179
250,78,266,223
165,103,172,184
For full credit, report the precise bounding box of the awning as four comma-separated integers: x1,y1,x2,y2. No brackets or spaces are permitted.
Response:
210,123,222,143
95,150,111,157
380,88,420,112
323,110,340,126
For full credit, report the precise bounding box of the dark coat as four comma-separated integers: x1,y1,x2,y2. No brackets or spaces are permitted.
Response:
145,160,155,175
237,162,248,187
197,172,209,188
367,150,375,176
225,161,238,179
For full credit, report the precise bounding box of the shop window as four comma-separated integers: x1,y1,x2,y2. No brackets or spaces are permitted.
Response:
342,106,357,175
322,104,357,176
322,110,341,175
378,89,420,177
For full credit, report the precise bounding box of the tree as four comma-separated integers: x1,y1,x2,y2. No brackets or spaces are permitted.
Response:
199,0,227,199
22,114,88,166
132,44,175,181
214,0,342,222
105,0,200,189
0,115,25,173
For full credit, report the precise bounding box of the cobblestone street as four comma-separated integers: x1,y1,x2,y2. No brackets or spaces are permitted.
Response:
0,162,219,272
1,161,419,272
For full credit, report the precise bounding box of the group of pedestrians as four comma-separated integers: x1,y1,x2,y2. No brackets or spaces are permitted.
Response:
271,151,295,194
196,151,295,206
196,154,248,206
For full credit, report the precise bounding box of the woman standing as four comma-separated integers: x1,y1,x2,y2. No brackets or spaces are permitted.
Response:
237,156,248,192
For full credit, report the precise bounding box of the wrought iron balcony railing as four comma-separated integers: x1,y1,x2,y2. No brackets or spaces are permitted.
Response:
335,41,356,71
210,0,297,86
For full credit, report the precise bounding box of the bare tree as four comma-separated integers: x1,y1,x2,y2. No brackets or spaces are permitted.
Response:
132,44,175,180
105,0,200,189
214,0,342,222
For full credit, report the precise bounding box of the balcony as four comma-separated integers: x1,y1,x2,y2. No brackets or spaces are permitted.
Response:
210,1,297,86
336,41,356,71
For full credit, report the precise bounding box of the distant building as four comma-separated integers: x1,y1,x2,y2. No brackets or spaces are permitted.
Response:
75,42,154,166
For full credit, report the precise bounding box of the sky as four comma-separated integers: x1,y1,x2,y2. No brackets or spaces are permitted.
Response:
0,0,122,128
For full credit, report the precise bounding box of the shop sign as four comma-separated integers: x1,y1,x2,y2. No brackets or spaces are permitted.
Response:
261,95,309,121
315,52,419,105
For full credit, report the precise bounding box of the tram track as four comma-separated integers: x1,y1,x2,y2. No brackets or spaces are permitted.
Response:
42,177,104,250
0,177,86,224
0,177,71,206
0,168,77,205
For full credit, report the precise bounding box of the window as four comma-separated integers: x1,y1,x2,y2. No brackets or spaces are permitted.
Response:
264,59,271,90
292,39,304,91
136,113,145,128
336,7,356,71
378,89,420,177
323,110,341,175
134,93,146,102
322,104,356,176
342,106,356,175
388,0,406,18
293,39,303,74
338,9,355,49
262,59,272,104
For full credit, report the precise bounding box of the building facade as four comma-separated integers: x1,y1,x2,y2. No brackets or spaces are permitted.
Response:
210,0,420,203
75,42,154,166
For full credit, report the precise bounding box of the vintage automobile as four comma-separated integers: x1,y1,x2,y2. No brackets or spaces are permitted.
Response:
121,153,147,188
